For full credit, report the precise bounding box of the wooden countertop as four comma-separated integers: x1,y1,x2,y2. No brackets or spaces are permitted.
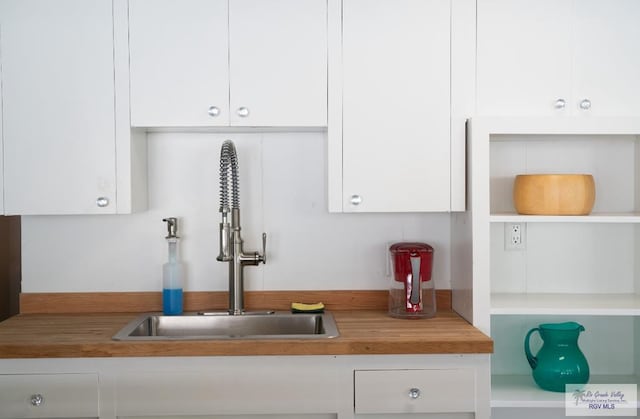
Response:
0,310,492,358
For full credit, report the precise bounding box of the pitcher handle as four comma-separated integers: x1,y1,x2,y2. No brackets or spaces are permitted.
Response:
524,327,540,370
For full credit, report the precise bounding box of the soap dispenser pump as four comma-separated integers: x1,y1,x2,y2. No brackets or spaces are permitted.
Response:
162,217,184,315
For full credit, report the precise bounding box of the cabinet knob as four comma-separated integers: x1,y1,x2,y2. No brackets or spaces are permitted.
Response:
579,99,592,110
350,195,362,205
96,197,110,208
30,393,44,407
208,106,221,117
237,107,250,117
408,388,421,399
554,98,566,109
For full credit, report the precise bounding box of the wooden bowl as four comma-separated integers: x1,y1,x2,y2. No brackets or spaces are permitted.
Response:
513,174,595,215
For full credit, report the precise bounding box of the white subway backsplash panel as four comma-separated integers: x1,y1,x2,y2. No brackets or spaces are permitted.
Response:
21,132,451,292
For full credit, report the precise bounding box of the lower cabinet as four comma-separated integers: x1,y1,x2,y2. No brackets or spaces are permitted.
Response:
0,373,99,419
0,355,489,419
354,369,475,415
114,364,340,416
118,416,336,419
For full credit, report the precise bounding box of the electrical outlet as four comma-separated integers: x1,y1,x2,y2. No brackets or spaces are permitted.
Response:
505,223,526,250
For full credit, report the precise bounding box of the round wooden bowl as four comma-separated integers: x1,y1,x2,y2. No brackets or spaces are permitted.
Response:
513,174,595,215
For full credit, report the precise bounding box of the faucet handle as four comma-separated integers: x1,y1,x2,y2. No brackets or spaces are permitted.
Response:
260,232,267,264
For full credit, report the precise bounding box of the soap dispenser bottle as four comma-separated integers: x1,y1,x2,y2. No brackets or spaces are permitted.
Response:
162,217,184,315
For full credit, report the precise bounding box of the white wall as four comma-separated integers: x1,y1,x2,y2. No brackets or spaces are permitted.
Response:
21,132,452,293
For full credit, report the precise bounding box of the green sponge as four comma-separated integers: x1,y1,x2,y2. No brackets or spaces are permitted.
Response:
291,302,325,313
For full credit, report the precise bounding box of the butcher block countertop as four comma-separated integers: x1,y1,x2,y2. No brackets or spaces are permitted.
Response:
0,291,492,358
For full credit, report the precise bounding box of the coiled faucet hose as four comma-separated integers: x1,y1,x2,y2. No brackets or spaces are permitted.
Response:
219,140,240,211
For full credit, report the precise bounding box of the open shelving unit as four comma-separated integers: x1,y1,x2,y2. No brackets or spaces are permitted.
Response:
491,375,640,408
469,117,640,418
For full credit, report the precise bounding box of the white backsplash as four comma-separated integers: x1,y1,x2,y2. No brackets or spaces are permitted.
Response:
21,131,452,292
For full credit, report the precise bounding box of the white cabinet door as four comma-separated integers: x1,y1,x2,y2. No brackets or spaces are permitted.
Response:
476,0,573,116
572,0,640,116
115,368,339,416
0,62,4,214
129,0,327,128
0,373,99,419
477,0,640,117
229,0,327,127
129,0,230,127
0,0,118,215
341,0,451,212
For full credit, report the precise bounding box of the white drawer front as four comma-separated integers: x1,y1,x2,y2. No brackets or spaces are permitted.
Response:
354,369,475,414
116,369,338,415
0,373,99,418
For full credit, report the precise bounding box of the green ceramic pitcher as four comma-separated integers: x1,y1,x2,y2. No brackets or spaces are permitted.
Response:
524,321,590,392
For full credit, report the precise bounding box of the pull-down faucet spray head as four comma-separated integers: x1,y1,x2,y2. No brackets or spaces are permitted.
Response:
218,140,240,213
216,140,239,262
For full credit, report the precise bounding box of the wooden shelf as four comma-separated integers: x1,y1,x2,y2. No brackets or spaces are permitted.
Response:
490,212,640,223
492,374,640,408
491,293,640,316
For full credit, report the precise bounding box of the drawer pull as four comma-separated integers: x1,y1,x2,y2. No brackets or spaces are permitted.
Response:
408,387,421,399
30,393,44,407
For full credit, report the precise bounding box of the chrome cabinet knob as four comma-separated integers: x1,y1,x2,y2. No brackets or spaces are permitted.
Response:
579,99,592,110
237,107,250,117
350,195,362,205
554,98,566,109
96,197,109,207
30,393,44,407
408,388,421,399
208,106,220,117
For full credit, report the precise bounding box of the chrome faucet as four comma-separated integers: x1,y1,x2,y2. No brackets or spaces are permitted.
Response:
216,140,266,315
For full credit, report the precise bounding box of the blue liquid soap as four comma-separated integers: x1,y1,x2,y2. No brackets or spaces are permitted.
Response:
163,288,183,315
162,234,184,316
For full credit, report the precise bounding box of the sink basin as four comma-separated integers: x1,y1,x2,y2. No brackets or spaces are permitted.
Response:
112,311,339,340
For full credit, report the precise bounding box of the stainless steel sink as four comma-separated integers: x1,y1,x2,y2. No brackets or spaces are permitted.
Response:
112,311,339,340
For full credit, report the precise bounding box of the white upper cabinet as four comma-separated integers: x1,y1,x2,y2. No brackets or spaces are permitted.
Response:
0,62,4,214
476,0,572,117
129,0,327,128
129,0,229,127
228,0,327,127
330,0,459,212
477,0,640,117
0,0,146,215
571,0,640,117
1,0,115,215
